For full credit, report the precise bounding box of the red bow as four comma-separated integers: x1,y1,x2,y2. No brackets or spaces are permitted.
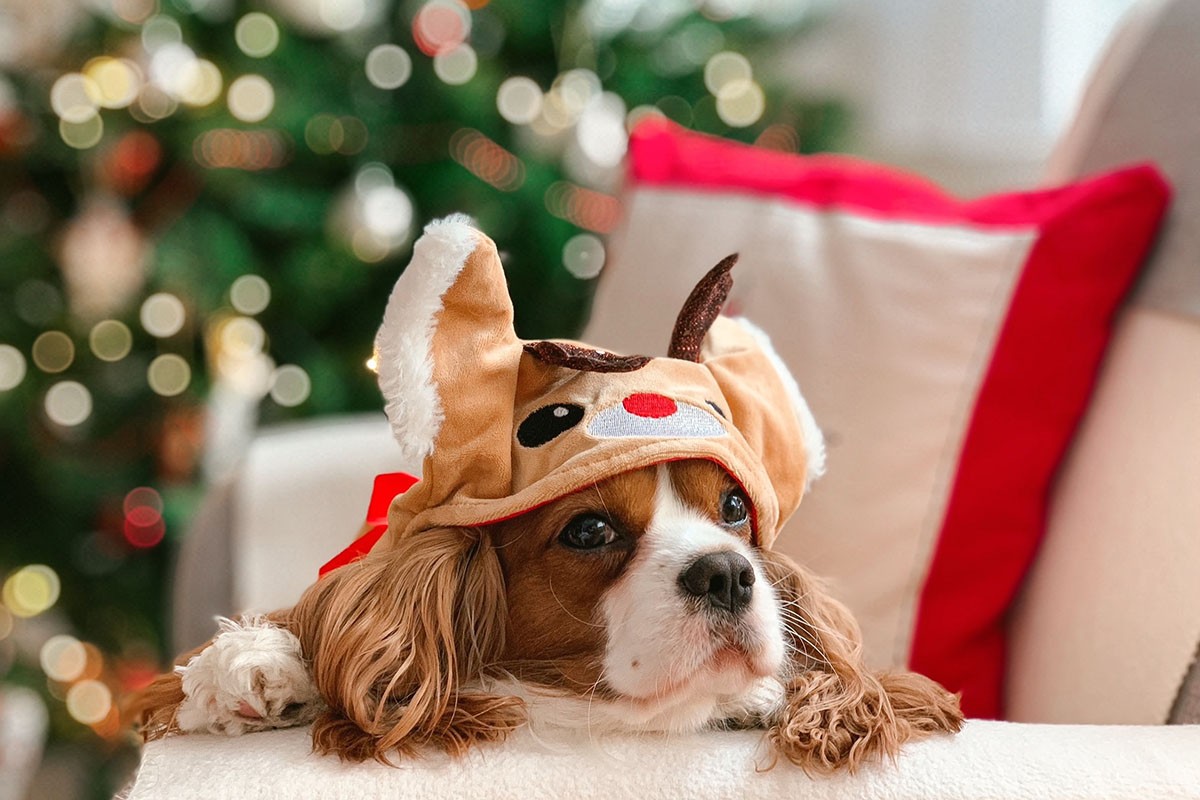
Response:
318,472,419,577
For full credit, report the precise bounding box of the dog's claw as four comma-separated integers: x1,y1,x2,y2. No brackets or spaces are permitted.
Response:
236,700,263,719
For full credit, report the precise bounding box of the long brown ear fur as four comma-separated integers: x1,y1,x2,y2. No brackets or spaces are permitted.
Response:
127,656,192,742
291,526,524,763
759,549,963,773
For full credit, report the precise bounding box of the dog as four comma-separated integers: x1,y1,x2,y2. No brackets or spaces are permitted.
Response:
133,216,962,772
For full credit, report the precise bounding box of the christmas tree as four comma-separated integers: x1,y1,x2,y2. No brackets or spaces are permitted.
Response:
0,0,844,794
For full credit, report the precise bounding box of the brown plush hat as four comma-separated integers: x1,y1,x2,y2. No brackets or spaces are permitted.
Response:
374,215,824,550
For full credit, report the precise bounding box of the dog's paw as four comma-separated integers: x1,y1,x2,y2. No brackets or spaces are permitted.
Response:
714,676,786,729
175,616,323,736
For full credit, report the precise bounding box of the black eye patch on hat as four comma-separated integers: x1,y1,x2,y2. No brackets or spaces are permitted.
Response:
517,403,585,448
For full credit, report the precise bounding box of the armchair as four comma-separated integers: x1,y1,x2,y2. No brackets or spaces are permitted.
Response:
134,0,1200,796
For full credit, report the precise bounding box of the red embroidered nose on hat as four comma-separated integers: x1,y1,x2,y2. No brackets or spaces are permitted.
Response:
624,394,676,418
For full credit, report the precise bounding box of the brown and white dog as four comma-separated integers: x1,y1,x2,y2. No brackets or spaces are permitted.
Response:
134,217,962,772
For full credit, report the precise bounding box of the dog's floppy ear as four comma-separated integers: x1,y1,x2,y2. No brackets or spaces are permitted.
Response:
759,549,962,773
375,215,523,496
684,256,824,537
292,528,523,762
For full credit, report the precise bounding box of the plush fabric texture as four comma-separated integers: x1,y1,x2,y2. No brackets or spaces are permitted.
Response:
126,721,1200,800
363,216,822,557
585,120,1170,719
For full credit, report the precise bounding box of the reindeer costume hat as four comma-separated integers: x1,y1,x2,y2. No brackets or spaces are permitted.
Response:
372,215,824,551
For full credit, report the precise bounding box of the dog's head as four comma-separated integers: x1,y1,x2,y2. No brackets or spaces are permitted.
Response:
293,217,960,768
495,458,789,732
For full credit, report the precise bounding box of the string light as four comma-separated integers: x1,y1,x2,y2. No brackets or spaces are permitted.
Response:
365,44,413,90
194,129,288,171
0,344,27,391
140,293,186,338
227,75,274,123
449,128,524,191
44,381,93,427
31,331,74,374
716,79,765,127
576,92,628,168
83,58,142,109
704,51,752,95
562,233,606,279
40,635,88,682
354,163,393,194
433,44,477,85
123,486,165,548
413,0,470,56
59,115,104,150
270,365,311,407
80,643,105,682
496,77,542,124
147,354,191,397
89,320,133,362
178,60,223,107
555,69,601,116
142,15,182,52
235,13,280,58
318,0,368,32
230,275,271,315
132,84,177,122
66,679,112,725
219,316,266,357
360,185,415,242
755,123,799,152
50,73,100,124
544,181,623,234
2,565,61,618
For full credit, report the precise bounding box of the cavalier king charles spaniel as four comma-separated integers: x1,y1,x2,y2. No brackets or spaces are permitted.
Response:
133,217,962,773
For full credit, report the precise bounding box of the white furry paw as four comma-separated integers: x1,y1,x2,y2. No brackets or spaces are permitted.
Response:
175,616,323,736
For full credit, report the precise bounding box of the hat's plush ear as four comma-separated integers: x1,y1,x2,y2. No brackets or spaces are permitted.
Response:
698,309,825,535
375,216,522,486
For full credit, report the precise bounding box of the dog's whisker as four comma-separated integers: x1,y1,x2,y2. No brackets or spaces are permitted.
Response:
546,572,607,630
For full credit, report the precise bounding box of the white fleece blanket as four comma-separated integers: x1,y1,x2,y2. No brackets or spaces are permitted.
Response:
128,720,1200,799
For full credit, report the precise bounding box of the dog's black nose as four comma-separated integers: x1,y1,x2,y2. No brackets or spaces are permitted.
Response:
679,551,755,614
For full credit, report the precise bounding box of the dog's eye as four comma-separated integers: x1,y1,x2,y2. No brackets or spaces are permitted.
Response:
558,514,617,550
720,489,749,526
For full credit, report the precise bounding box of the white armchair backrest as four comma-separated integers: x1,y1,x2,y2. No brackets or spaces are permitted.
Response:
172,414,411,652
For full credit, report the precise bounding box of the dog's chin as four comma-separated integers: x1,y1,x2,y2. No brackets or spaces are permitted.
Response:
504,644,785,737
613,644,783,728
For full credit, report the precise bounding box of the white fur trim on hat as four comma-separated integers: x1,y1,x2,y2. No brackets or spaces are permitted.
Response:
733,317,826,491
374,214,478,462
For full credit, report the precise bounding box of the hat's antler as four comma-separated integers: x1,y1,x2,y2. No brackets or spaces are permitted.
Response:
667,254,737,362
523,341,650,373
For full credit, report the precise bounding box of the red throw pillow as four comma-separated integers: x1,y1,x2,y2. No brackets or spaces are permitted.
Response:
584,119,1170,718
